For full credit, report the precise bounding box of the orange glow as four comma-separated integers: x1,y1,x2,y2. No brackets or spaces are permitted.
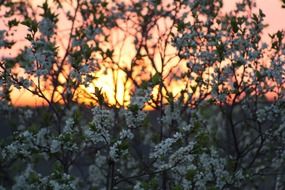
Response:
2,0,285,108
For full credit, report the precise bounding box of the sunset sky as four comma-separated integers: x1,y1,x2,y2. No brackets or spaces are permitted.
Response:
3,0,285,107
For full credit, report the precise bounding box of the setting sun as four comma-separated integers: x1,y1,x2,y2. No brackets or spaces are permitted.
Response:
1,0,285,109
1,1,285,189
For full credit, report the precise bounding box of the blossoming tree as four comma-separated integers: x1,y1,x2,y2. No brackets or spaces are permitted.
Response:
0,0,284,189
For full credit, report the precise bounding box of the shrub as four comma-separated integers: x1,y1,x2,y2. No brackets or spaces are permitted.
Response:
0,0,284,189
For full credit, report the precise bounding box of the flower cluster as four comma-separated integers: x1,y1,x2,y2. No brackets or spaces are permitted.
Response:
0,0,285,189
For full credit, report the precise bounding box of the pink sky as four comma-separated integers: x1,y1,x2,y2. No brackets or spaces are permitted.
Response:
224,0,285,34
4,0,285,107
257,0,285,32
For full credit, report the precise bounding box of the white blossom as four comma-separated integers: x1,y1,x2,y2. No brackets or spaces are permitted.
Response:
50,139,61,153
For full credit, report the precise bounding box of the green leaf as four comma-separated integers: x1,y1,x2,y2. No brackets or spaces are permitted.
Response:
82,44,92,59
106,49,113,58
151,72,161,86
4,58,17,68
173,185,183,190
177,21,186,32
166,92,174,104
259,9,265,18
230,17,239,33
186,169,196,180
216,42,225,61
142,178,158,190
140,80,149,89
128,104,139,115
101,1,108,7
40,1,58,22
88,123,97,131
276,30,283,42
52,162,64,175
28,171,39,184
255,70,262,80
94,87,105,106
252,13,259,23
3,40,15,49
8,19,19,28
191,85,197,93
21,18,38,33
196,132,209,147
118,140,128,150
234,60,243,67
